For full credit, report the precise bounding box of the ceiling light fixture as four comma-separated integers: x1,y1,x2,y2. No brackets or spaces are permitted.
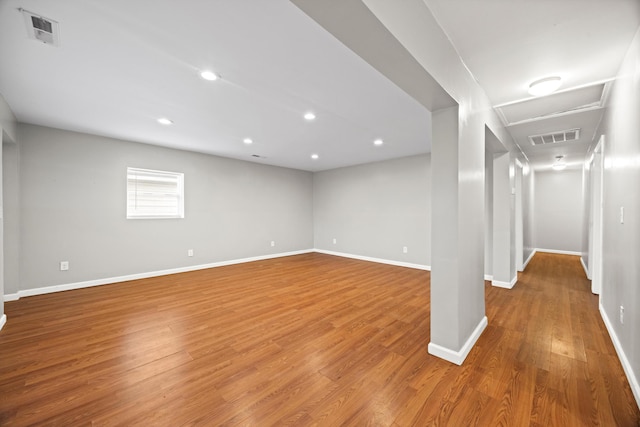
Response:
528,76,562,96
373,139,384,146
200,70,219,81
552,155,567,171
311,153,319,160
304,112,316,121
243,138,253,144
157,117,173,125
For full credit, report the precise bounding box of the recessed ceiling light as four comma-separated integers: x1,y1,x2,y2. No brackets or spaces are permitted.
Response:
311,153,319,160
200,70,219,81
157,117,173,125
373,139,384,146
304,112,316,121
243,138,253,144
528,76,562,96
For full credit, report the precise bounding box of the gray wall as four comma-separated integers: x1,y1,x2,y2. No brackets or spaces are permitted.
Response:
3,141,19,295
581,164,591,270
533,169,584,253
522,165,535,263
313,154,430,266
0,93,18,325
0,131,3,322
492,152,516,284
16,124,313,291
484,150,493,276
0,93,17,143
598,26,640,406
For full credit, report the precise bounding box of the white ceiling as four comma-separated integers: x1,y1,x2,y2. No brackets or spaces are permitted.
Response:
0,0,430,172
425,0,640,170
1,0,639,172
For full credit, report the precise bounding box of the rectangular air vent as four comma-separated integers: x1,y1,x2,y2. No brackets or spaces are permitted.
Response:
20,8,60,46
528,128,580,145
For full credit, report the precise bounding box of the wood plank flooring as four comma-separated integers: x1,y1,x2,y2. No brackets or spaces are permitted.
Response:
1,252,638,426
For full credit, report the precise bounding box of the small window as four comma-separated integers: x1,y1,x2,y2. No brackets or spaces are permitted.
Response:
127,167,184,219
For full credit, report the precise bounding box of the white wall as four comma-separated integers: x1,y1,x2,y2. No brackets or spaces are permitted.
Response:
313,154,430,267
533,169,584,253
597,26,640,407
15,124,313,293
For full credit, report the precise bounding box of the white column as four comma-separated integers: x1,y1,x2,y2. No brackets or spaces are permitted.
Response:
492,152,516,288
429,106,487,365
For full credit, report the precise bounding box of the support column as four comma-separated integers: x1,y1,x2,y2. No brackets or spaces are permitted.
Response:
429,106,487,365
492,152,517,288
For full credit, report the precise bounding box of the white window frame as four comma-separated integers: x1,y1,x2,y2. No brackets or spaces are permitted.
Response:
127,167,184,219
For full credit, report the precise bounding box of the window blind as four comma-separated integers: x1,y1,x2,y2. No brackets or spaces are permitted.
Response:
127,168,184,219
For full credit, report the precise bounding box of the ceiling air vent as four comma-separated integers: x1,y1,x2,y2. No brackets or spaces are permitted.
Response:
20,8,60,46
528,128,580,146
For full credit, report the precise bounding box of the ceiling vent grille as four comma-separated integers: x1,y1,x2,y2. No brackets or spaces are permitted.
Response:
528,128,580,146
20,8,60,46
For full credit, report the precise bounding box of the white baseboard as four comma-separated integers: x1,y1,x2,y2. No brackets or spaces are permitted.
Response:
580,256,591,279
314,249,430,271
428,316,488,365
522,249,536,270
484,274,493,281
535,248,581,256
0,314,6,332
492,275,517,289
7,249,314,301
4,249,430,302
4,293,19,302
599,304,640,410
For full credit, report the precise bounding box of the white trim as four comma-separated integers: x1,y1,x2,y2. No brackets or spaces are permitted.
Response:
580,256,591,279
484,274,493,281
313,249,430,271
522,249,536,269
428,316,488,365
4,293,19,302
599,304,640,410
7,250,314,300
5,249,432,301
0,314,6,332
492,275,517,289
535,248,581,256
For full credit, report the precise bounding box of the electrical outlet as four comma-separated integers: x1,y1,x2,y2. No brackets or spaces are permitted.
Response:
60,261,69,271
333,238,337,244
270,241,275,247
403,246,408,254
188,249,194,257
620,305,624,324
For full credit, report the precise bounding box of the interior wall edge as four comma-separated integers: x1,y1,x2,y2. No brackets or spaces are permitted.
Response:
428,316,488,365
599,303,640,409
580,256,590,279
534,248,582,256
314,249,430,271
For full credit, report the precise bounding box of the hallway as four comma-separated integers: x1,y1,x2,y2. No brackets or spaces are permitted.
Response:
481,252,639,426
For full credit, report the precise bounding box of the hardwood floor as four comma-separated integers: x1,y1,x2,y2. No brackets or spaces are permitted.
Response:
1,252,638,426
